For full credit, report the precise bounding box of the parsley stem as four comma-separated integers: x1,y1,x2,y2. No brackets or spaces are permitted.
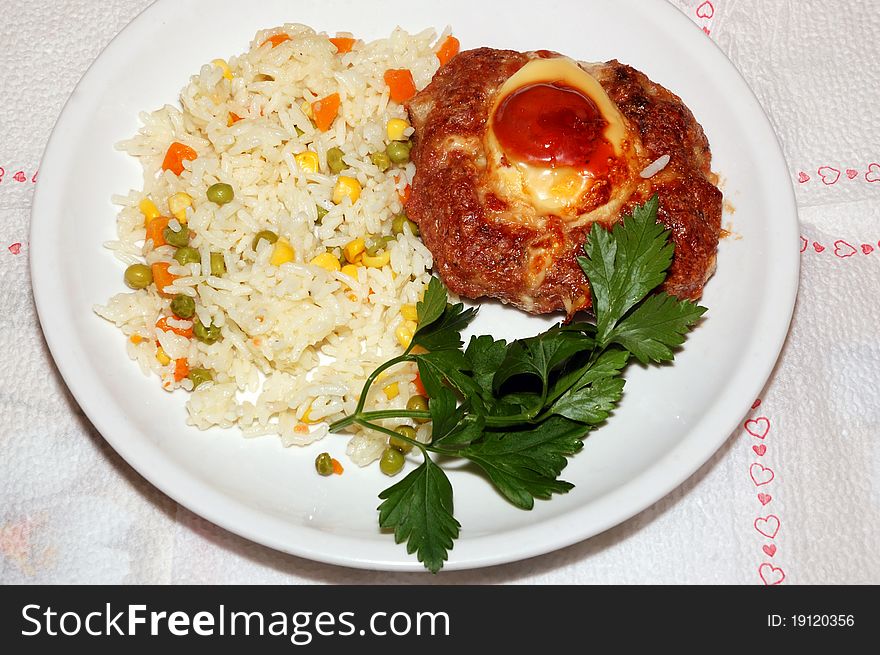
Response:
330,354,415,432
355,419,430,456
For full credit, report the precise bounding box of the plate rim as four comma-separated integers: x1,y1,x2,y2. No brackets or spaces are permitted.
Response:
30,0,800,572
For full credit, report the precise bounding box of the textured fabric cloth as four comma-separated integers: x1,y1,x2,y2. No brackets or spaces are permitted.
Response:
1,0,877,584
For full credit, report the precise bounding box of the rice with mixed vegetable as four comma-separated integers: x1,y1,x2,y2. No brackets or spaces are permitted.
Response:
95,24,453,465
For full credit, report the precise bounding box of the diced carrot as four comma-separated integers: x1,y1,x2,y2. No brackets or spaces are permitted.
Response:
331,458,344,475
173,358,189,382
413,372,428,397
145,216,171,248
383,69,417,103
130,334,144,344
311,92,340,132
398,183,411,204
261,34,290,48
156,316,193,338
161,142,198,176
436,35,460,66
151,262,177,297
293,423,310,434
329,37,356,54
228,112,242,127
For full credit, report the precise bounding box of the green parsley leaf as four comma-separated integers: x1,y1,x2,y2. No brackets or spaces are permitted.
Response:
547,375,626,424
607,292,707,364
464,335,508,402
577,195,673,345
411,301,478,352
494,324,596,391
416,277,449,329
461,416,585,510
378,457,460,573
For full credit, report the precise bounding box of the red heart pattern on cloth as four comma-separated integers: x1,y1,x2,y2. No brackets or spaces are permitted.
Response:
12,171,26,183
745,417,770,439
800,237,808,252
867,163,880,183
751,398,762,409
862,244,875,255
7,243,21,255
846,169,858,179
696,1,715,19
758,493,772,506
754,515,781,539
753,444,767,456
762,544,777,557
834,240,856,258
759,563,785,585
813,242,825,253
750,463,775,486
818,166,840,185
797,171,810,183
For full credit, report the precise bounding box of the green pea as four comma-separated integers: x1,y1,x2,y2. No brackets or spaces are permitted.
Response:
174,246,200,265
390,425,416,453
315,452,334,476
371,151,391,172
379,447,405,476
252,230,279,251
391,213,419,237
170,293,196,319
365,235,395,257
406,394,429,423
123,263,152,289
162,225,190,248
193,318,222,344
207,182,234,206
326,147,346,174
210,252,226,276
315,204,328,225
187,368,213,389
385,140,411,165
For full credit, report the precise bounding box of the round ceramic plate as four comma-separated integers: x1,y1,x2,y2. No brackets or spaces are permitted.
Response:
31,0,799,571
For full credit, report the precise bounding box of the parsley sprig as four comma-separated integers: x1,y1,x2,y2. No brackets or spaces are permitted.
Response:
329,196,706,572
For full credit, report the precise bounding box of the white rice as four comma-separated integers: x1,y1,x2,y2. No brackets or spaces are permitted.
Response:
95,24,446,465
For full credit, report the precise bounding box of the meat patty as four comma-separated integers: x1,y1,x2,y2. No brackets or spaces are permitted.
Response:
405,48,722,316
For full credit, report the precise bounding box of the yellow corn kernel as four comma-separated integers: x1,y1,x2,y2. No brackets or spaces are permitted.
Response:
155,347,171,366
294,151,320,173
340,264,360,279
400,304,418,321
332,176,362,205
168,192,193,223
301,402,319,424
383,382,400,400
343,237,365,263
310,252,341,272
212,58,233,80
139,198,161,225
300,100,314,118
386,118,409,141
362,250,391,268
270,238,295,266
395,320,418,348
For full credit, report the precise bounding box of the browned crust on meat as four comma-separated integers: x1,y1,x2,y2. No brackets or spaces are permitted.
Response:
406,48,722,315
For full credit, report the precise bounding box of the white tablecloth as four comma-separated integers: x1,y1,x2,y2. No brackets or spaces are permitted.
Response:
2,0,878,584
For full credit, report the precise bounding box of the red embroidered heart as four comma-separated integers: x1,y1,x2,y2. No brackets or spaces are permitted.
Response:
8,243,22,255
799,237,808,253
759,563,785,585
834,240,856,258
797,171,810,183
813,242,825,253
753,444,767,456
866,163,880,183
12,171,26,183
763,544,777,557
863,244,875,255
818,166,840,185
745,417,770,439
696,1,715,19
846,169,858,179
755,515,780,539
751,398,762,410
758,493,772,506
750,463,775,486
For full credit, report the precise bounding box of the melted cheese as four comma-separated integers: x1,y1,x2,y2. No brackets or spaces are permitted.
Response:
486,57,628,214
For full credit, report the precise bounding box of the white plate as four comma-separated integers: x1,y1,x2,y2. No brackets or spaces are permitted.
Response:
30,0,799,571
